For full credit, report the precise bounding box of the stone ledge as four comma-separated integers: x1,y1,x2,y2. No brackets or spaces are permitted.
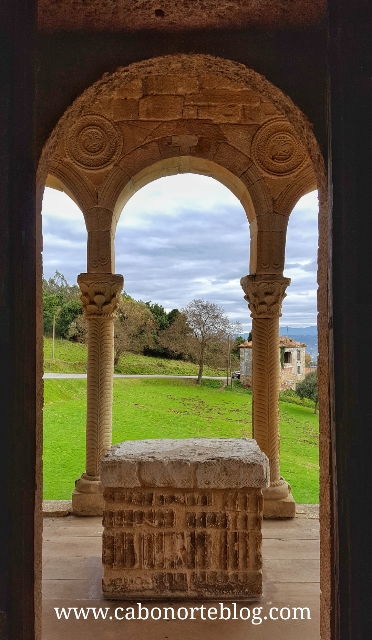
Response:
42,500,72,517
296,504,319,519
101,438,270,489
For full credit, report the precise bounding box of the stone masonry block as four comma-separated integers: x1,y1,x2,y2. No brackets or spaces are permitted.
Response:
199,75,247,91
196,104,242,123
101,438,269,600
182,105,198,118
213,142,252,176
184,89,261,106
113,99,139,121
116,79,143,100
139,96,184,120
119,142,162,177
143,74,199,96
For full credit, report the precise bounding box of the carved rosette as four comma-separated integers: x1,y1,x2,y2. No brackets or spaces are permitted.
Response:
240,275,291,318
66,114,123,170
251,118,306,178
78,274,124,317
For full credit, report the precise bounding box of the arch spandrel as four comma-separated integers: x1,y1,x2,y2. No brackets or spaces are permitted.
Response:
274,166,317,216
47,158,97,214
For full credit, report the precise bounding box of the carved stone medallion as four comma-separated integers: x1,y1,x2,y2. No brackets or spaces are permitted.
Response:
251,119,306,177
66,115,122,170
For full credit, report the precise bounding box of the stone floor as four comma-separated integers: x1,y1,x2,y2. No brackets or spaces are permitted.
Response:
42,505,320,640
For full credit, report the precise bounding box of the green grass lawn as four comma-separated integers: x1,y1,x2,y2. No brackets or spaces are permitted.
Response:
44,337,225,376
43,378,319,503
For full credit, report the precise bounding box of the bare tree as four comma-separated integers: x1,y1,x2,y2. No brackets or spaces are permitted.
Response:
160,298,242,384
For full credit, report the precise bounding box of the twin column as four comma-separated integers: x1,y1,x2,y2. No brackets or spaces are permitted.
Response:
240,274,296,518
72,273,123,516
71,270,294,517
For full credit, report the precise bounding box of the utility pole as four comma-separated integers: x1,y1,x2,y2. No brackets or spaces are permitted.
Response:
52,313,55,362
226,335,230,387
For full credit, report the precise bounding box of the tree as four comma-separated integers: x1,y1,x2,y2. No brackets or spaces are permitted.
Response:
145,300,177,330
68,314,88,343
42,270,80,301
305,353,312,368
231,335,245,359
43,291,64,335
158,311,195,361
57,299,83,337
160,298,242,384
43,271,82,337
113,297,157,365
144,302,180,358
296,370,318,412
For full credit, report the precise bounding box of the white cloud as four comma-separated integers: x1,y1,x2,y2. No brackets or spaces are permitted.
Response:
41,175,318,331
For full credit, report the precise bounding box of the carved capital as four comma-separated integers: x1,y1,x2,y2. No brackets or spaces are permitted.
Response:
78,273,124,317
240,274,290,318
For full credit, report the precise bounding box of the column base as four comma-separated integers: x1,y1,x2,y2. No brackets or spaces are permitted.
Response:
263,494,296,518
262,477,296,518
72,474,104,515
71,489,104,516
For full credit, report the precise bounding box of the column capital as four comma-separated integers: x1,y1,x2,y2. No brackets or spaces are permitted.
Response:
240,274,291,318
78,273,124,317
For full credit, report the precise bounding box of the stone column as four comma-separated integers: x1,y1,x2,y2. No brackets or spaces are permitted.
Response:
72,273,124,515
240,274,296,518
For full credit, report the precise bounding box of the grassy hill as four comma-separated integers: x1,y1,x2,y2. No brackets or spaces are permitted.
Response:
44,337,225,376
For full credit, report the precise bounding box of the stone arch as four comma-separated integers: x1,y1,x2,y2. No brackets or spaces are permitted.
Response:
103,156,262,273
40,54,319,278
38,53,330,634
108,157,257,224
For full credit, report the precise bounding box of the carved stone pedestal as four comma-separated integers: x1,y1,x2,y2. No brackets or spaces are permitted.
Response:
101,438,269,600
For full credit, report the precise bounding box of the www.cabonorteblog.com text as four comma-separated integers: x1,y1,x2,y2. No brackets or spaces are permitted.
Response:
55,603,311,624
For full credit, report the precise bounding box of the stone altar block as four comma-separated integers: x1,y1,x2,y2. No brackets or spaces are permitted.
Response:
100,438,269,600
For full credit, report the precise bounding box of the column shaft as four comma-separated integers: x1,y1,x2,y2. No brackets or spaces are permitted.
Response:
85,315,115,478
72,273,123,515
252,316,280,484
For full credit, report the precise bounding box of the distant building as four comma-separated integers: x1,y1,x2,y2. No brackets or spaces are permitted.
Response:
239,336,306,390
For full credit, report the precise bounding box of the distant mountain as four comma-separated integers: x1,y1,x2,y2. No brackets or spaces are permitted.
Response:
279,325,317,336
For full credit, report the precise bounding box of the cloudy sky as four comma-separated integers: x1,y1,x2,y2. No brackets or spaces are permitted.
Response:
41,174,318,332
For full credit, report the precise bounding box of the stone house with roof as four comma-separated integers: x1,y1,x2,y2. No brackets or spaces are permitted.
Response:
240,336,306,390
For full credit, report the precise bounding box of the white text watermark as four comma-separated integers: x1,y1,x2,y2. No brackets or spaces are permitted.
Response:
55,603,311,624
